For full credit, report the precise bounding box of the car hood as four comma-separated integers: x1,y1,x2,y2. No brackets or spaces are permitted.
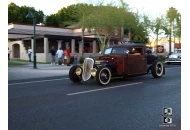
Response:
169,53,181,58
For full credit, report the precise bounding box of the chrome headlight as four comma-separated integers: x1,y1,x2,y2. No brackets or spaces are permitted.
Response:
91,68,97,77
75,67,82,75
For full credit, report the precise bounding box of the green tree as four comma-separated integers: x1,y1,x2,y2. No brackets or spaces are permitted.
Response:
8,2,22,23
8,2,45,24
166,7,178,53
141,15,152,43
152,16,165,47
175,13,181,46
56,6,78,27
44,14,59,26
123,13,150,43
81,4,130,51
72,3,94,54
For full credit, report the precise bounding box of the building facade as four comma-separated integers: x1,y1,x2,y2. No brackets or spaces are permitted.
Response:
8,23,103,62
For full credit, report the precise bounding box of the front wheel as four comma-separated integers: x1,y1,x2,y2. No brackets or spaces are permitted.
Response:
151,61,164,78
96,67,111,86
69,65,82,83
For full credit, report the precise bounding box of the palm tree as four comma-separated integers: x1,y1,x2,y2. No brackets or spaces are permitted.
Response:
166,7,178,53
176,13,181,48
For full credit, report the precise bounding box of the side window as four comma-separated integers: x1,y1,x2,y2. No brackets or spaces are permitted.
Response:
146,49,152,54
111,48,127,54
130,47,143,55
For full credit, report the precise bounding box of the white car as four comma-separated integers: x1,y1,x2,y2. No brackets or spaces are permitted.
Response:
165,49,181,64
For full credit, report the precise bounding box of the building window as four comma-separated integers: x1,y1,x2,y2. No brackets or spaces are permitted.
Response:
36,42,44,53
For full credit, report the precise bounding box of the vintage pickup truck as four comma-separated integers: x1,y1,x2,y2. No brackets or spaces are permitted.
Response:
69,43,165,86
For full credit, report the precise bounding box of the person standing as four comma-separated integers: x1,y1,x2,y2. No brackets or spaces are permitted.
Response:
8,47,11,61
63,49,67,65
56,47,64,65
50,46,56,65
73,50,78,65
28,46,32,62
66,46,71,66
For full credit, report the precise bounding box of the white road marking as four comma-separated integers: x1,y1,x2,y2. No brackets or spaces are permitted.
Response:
8,78,69,86
67,82,143,96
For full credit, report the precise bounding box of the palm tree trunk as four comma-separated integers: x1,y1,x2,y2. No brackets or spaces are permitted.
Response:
81,27,84,56
156,33,158,53
168,23,172,54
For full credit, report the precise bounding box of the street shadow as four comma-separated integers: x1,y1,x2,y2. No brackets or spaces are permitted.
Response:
69,75,154,88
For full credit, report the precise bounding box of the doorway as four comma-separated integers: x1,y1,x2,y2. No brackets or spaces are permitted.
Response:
13,44,20,58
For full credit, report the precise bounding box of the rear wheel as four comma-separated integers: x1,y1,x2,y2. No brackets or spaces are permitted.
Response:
96,67,111,86
69,65,82,83
151,61,164,78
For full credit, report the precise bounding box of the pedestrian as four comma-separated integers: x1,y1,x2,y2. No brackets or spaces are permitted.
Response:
50,46,56,65
8,47,11,61
28,46,32,62
73,50,78,65
66,46,71,66
64,49,67,65
56,47,64,65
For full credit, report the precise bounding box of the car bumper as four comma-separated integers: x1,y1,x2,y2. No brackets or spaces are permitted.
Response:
165,58,181,63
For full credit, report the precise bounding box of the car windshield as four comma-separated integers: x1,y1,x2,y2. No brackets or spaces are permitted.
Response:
104,47,128,55
175,50,181,53
104,48,112,55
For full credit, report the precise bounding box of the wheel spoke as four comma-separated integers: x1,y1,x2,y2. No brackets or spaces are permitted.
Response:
100,70,109,82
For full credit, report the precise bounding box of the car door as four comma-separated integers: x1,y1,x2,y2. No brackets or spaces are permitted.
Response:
126,47,147,75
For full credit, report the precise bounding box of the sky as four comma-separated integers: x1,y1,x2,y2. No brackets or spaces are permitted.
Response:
7,0,184,19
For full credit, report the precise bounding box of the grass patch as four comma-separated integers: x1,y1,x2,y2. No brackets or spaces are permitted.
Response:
36,61,51,64
8,61,27,67
12,59,50,64
16,59,28,62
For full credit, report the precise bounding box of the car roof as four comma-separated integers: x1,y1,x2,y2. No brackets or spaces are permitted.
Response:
111,43,145,48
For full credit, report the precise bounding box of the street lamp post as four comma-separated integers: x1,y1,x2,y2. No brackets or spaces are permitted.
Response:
26,12,37,69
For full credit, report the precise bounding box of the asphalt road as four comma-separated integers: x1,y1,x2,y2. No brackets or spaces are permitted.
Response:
8,64,181,130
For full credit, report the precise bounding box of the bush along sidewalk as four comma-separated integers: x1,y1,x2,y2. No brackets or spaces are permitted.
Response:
79,56,85,64
157,55,166,62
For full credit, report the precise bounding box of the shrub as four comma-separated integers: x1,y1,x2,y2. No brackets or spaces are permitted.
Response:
70,56,74,64
79,56,85,64
157,55,166,62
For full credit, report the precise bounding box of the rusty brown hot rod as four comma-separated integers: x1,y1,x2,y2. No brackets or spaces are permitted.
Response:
69,43,165,86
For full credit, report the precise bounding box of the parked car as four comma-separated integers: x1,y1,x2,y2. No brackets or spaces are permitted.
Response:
165,49,181,64
69,43,165,86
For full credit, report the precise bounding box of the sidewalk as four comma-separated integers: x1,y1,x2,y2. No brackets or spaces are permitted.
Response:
8,62,73,81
